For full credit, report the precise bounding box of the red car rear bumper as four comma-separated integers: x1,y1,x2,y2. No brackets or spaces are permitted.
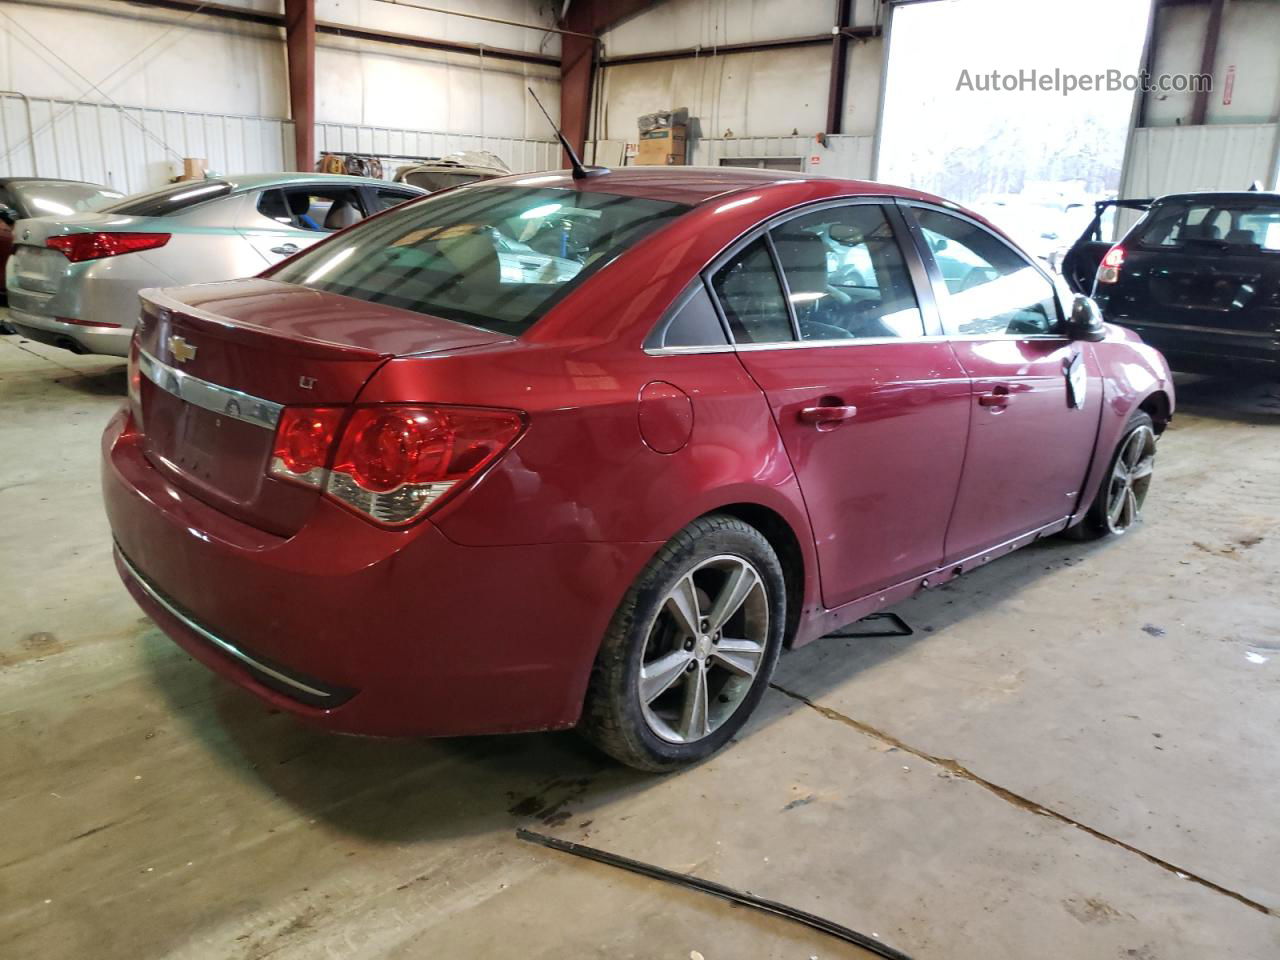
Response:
102,409,658,737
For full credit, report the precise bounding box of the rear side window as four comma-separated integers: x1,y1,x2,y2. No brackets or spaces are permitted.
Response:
102,180,232,216
1137,201,1280,251
647,282,728,349
770,205,924,340
273,186,688,335
710,237,794,344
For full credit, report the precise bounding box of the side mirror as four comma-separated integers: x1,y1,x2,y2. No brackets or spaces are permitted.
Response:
0,205,17,227
1064,294,1106,342
930,236,948,253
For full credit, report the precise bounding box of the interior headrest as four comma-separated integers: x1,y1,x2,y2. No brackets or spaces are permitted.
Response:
287,192,311,216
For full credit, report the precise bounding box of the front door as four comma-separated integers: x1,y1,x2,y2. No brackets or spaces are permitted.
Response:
713,203,971,609
903,204,1102,561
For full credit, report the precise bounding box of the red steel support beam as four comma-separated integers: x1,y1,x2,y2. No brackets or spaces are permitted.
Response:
284,0,316,172
1190,0,1225,125
826,0,853,135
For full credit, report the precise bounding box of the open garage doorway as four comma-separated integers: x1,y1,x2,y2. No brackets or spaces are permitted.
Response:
877,0,1153,272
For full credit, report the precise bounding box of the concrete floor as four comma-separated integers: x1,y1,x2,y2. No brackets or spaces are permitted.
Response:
2,326,1278,960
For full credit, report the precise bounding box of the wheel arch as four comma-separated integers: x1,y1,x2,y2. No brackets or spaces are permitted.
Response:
1138,388,1172,434
695,502,808,649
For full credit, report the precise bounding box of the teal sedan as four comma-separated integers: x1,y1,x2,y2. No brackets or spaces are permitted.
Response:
5,172,424,356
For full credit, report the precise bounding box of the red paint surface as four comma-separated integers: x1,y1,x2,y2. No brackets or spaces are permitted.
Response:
103,169,1174,737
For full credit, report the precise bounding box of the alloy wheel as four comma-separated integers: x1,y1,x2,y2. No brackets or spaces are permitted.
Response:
1105,424,1157,534
638,555,769,744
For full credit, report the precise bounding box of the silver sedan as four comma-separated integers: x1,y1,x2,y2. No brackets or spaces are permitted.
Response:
5,172,424,356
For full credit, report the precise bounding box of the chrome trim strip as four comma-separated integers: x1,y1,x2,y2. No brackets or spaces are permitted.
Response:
645,332,1067,356
117,548,331,700
138,347,283,430
1118,319,1278,340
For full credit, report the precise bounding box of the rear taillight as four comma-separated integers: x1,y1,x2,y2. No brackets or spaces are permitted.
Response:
268,404,524,527
126,336,144,429
269,407,344,489
47,232,170,263
1097,245,1125,284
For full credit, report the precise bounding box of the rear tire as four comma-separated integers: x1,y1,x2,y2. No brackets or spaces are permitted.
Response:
1063,410,1157,540
579,514,785,772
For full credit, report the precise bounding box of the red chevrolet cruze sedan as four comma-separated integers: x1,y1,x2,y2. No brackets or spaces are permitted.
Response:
103,168,1173,770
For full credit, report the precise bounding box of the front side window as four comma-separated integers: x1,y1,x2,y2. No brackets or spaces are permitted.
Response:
710,237,794,344
913,209,1059,337
770,205,924,341
273,186,688,335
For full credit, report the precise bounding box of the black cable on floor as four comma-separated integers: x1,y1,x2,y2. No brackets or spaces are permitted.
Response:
516,828,914,960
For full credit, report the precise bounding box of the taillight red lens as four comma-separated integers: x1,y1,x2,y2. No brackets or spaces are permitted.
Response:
47,232,171,263
266,404,523,525
1097,245,1125,285
329,405,524,526
269,408,344,488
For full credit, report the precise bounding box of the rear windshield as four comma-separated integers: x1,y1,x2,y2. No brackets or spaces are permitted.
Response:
102,180,232,217
1136,200,1280,252
272,185,690,335
12,181,124,216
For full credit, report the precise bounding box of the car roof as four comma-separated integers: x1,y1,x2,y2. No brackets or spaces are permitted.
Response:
477,166,946,207
1156,190,1280,205
220,172,420,191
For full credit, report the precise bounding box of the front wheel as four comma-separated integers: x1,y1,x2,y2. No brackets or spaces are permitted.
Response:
580,515,786,771
1064,410,1157,540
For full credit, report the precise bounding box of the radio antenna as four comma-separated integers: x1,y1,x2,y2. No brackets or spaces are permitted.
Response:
528,87,609,179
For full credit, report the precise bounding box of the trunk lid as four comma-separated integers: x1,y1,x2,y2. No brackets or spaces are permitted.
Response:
9,213,151,296
134,278,509,536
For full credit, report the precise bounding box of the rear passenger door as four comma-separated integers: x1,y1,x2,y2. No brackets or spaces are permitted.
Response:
715,201,972,609
900,203,1102,562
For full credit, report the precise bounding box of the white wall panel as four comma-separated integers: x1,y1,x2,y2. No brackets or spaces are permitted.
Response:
600,47,828,141
0,0,287,118
0,92,293,192
1120,123,1280,198
601,0,832,56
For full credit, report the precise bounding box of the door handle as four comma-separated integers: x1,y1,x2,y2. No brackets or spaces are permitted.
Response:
978,385,1010,408
799,404,858,425
271,243,299,255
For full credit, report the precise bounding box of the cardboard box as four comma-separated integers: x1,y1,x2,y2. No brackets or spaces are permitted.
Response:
180,157,207,181
639,122,687,141
635,135,686,166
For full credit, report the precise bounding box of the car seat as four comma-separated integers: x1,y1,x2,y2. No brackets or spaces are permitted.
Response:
324,198,363,230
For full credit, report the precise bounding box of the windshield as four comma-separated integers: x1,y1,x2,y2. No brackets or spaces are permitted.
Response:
1136,200,1280,251
273,186,690,335
12,181,124,217
102,180,232,217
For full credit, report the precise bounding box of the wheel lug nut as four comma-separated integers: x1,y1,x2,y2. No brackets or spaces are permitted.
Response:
684,639,694,651
686,662,696,672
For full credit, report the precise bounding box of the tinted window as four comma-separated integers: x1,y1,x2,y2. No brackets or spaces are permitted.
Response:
374,188,419,212
710,237,794,344
273,186,688,335
1137,200,1280,251
914,209,1058,336
771,205,924,341
261,187,366,232
648,282,728,349
103,180,232,217
10,181,123,217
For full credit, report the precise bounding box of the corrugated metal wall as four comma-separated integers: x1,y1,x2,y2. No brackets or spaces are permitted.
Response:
1120,123,1280,198
0,93,293,194
314,123,560,175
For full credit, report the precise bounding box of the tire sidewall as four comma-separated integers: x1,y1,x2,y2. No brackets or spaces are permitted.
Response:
608,521,785,769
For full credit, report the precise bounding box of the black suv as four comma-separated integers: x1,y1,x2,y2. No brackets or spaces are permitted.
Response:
1063,191,1280,377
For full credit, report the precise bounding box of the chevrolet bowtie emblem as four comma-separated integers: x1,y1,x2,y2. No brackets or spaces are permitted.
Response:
169,335,197,363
